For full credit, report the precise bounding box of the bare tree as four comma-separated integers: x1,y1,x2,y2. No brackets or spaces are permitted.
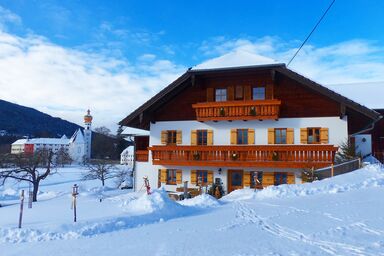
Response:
0,149,55,202
94,126,112,136
114,167,131,189
56,147,72,167
82,159,118,186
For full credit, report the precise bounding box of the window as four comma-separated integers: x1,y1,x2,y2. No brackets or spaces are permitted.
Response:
215,88,227,102
250,171,263,188
167,130,177,145
197,130,208,145
167,169,177,185
275,128,287,144
196,170,208,186
252,87,265,100
308,128,320,144
237,129,248,144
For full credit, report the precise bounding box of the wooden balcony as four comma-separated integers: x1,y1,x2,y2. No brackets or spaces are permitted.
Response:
192,99,281,122
136,150,149,162
149,145,338,168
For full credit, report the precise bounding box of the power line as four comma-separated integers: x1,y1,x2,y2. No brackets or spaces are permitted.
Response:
287,0,336,67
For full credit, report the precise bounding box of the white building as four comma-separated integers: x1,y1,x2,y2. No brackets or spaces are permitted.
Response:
119,64,381,194
10,110,93,163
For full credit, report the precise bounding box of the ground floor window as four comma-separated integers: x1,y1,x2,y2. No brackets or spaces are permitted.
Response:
197,170,208,186
167,169,177,185
274,172,287,186
250,171,263,188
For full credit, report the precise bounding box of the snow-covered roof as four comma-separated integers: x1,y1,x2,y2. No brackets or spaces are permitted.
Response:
327,82,384,109
69,129,85,143
11,139,28,145
27,138,69,145
122,127,149,136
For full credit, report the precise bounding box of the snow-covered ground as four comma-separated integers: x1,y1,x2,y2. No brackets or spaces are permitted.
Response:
1,164,384,256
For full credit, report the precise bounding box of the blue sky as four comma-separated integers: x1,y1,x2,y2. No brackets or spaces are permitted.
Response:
0,0,383,131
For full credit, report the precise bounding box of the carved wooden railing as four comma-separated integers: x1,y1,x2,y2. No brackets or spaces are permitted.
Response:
149,145,338,168
192,99,281,121
136,150,149,162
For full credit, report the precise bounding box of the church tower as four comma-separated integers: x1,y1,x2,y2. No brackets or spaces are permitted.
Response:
83,109,93,160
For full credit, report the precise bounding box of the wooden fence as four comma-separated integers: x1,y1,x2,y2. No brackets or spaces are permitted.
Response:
314,158,361,180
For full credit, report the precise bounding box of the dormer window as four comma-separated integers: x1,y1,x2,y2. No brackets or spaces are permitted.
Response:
215,88,227,102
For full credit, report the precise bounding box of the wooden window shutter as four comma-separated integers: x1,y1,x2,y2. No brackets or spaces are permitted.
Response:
287,173,295,184
230,129,237,145
263,172,274,187
161,131,167,145
244,86,252,100
191,170,197,185
287,128,294,144
248,129,255,144
160,169,167,183
207,130,213,145
266,84,274,99
320,128,329,144
268,128,275,144
243,172,251,187
176,170,182,184
191,130,197,145
176,130,182,145
300,128,308,144
206,88,214,102
207,171,213,184
227,86,234,101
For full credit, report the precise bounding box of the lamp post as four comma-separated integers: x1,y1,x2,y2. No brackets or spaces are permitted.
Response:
72,184,79,222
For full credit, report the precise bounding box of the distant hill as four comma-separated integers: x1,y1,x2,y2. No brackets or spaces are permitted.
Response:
0,99,81,137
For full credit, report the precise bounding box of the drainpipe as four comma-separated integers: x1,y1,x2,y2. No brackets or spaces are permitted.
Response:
349,115,382,137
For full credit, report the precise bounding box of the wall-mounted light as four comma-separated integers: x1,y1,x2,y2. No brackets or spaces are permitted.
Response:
362,138,367,143
218,168,222,175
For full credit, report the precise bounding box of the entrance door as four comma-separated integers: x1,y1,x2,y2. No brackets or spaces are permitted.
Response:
274,172,287,186
228,170,243,193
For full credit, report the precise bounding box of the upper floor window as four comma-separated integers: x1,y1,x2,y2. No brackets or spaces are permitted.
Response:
167,130,177,145
215,88,227,102
237,129,248,145
307,128,320,144
275,128,287,144
197,130,208,146
253,87,265,100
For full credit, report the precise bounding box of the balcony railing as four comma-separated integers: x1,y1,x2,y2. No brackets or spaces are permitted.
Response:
149,145,338,168
192,99,281,121
136,150,149,162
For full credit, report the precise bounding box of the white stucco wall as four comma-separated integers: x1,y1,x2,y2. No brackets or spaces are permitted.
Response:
354,134,372,158
149,116,348,147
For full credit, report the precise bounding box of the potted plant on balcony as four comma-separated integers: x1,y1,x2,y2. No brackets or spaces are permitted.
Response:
193,152,201,160
231,153,239,160
249,106,257,116
219,107,225,116
272,151,279,161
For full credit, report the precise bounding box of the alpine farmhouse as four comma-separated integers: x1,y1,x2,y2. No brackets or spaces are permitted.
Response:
119,64,381,194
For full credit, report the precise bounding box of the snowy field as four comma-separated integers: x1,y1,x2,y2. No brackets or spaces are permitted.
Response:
1,164,384,256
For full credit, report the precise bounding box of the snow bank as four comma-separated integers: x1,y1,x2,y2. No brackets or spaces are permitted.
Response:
178,194,221,208
223,164,384,202
0,188,19,201
0,190,202,243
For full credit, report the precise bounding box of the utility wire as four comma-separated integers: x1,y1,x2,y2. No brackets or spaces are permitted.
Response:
287,0,336,67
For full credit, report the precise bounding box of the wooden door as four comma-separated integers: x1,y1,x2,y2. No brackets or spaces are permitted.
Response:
228,170,244,193
274,172,287,186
